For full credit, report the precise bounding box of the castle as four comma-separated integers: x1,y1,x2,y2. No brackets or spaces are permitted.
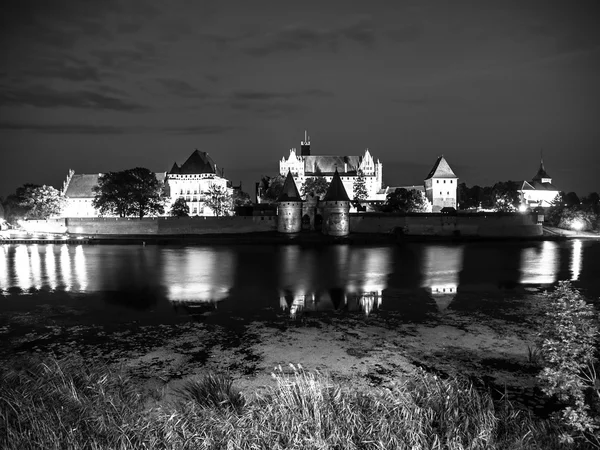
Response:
279,131,384,201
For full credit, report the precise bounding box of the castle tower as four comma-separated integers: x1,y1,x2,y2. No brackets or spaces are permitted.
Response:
424,156,458,212
322,169,351,236
277,170,303,233
300,130,311,156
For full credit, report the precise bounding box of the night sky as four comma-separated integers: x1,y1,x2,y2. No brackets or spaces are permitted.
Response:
1,0,599,199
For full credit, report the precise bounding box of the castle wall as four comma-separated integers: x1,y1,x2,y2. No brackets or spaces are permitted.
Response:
277,202,302,233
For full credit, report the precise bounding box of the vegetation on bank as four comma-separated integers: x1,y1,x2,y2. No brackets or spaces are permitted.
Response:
0,357,573,450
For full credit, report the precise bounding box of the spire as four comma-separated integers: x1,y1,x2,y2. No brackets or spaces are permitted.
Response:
276,170,303,202
323,168,351,202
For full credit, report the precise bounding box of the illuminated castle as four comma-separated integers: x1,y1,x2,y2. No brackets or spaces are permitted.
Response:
279,131,383,201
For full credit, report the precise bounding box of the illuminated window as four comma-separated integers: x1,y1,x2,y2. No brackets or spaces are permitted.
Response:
193,208,197,214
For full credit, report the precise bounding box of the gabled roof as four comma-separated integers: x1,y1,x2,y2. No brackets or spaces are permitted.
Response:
520,181,535,191
529,181,559,191
323,169,351,202
425,156,457,179
304,155,361,175
64,174,100,198
277,171,303,202
172,150,217,175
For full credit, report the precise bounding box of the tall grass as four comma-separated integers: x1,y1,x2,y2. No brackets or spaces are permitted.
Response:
0,357,580,449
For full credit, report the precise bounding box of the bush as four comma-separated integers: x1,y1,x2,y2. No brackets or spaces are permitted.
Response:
536,281,600,447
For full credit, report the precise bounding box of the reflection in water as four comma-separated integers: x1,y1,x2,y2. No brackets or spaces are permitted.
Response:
45,244,57,290
571,240,583,281
14,245,30,290
0,246,8,292
60,245,72,291
520,241,559,285
162,248,235,305
422,245,463,310
279,246,391,318
30,245,42,290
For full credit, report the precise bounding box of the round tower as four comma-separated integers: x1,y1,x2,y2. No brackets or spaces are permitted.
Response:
277,170,303,233
322,169,351,236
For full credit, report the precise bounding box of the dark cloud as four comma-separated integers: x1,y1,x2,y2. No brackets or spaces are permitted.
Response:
156,78,211,98
220,18,378,57
232,89,333,101
91,43,157,70
383,24,424,43
17,55,101,82
0,86,146,111
0,122,126,134
161,125,237,135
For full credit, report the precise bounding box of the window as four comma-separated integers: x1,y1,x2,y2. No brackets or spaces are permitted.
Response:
443,180,446,184
192,207,197,214
447,192,449,195
450,180,453,183
187,190,190,194
436,180,439,184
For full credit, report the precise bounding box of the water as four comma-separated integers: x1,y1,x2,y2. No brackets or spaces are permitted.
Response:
1,240,598,326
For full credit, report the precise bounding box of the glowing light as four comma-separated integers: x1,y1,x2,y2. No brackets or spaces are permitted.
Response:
520,240,558,285
29,245,42,290
570,240,583,281
60,245,72,291
14,245,31,290
518,204,528,213
571,219,584,231
44,244,57,290
0,246,8,293
74,245,87,291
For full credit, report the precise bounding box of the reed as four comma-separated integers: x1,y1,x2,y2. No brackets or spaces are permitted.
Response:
0,357,584,450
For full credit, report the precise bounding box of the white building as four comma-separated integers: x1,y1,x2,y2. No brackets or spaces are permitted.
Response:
166,150,232,216
279,132,383,201
424,156,458,212
518,159,560,208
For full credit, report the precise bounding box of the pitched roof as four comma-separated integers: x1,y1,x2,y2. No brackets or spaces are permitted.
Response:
304,155,361,175
64,172,166,198
529,180,559,191
425,156,457,179
64,174,99,198
277,171,303,202
532,160,551,181
172,150,217,175
323,169,351,202
169,162,180,174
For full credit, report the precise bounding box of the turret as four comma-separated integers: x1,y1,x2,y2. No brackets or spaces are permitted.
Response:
276,170,303,233
322,169,351,236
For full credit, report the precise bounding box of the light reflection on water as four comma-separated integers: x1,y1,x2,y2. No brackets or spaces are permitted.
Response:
1,241,598,319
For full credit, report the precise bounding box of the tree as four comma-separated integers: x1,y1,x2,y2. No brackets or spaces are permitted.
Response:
259,175,285,204
536,281,599,446
564,192,581,207
93,167,165,219
205,184,232,217
301,177,329,199
170,197,189,217
232,189,252,208
386,188,428,213
491,181,520,212
19,185,66,219
352,170,368,206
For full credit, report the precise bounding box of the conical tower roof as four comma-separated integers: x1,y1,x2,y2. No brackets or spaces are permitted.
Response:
425,156,457,179
532,159,551,181
323,169,350,202
178,150,217,174
277,170,303,202
168,162,180,174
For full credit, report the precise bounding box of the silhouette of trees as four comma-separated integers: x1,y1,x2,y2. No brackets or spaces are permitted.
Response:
93,168,165,219
18,185,66,219
301,177,329,199
353,170,368,206
386,188,428,212
205,184,232,217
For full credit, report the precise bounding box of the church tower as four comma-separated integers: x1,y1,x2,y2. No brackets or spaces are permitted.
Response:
300,130,311,156
322,169,351,236
276,170,303,233
424,156,458,212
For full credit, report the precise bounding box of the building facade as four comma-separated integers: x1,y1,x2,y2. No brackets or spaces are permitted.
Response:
279,132,383,201
518,159,560,208
166,150,232,216
424,156,458,212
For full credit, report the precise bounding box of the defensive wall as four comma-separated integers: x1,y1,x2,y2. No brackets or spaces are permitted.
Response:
349,212,542,237
18,212,541,238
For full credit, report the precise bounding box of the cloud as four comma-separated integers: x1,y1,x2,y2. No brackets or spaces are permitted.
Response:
91,43,157,70
0,86,146,111
0,122,237,136
156,78,211,98
17,55,101,82
161,125,237,135
232,89,333,101
383,24,424,43
0,122,127,134
204,17,377,57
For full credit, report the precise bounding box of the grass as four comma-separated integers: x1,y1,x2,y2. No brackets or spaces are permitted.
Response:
0,357,588,450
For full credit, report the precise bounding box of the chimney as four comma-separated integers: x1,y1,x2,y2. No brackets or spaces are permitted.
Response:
300,129,311,156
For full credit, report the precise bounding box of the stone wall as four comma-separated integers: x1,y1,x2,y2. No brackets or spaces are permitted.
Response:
157,216,276,234
66,218,158,235
349,212,542,237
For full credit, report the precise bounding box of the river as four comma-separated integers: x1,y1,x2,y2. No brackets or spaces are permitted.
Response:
1,240,598,325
